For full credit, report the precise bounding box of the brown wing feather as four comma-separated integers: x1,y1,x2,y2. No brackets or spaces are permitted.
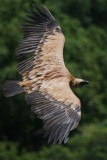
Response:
17,4,81,143
25,77,81,143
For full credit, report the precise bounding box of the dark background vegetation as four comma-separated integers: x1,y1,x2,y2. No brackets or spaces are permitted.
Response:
0,0,107,159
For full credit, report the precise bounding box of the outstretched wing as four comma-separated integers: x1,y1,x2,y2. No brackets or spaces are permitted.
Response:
17,4,66,80
17,4,81,143
25,77,81,144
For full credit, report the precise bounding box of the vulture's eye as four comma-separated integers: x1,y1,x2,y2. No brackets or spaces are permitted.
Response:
54,27,61,33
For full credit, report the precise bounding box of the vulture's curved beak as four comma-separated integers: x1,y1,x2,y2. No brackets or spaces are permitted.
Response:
79,80,89,86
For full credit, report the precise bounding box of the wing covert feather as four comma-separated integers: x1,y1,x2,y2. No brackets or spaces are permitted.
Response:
25,78,81,143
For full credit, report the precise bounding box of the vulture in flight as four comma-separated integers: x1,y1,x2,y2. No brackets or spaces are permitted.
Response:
3,4,89,144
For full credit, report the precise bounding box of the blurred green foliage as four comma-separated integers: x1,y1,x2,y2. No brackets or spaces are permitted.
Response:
0,0,107,159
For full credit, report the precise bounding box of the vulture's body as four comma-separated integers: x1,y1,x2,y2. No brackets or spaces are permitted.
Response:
3,4,89,144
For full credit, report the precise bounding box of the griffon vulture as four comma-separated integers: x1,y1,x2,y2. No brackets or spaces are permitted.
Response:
3,4,89,144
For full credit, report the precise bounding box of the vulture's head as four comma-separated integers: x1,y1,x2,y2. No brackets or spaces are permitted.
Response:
70,78,89,87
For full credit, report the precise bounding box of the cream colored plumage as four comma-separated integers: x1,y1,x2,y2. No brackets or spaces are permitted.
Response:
3,4,89,143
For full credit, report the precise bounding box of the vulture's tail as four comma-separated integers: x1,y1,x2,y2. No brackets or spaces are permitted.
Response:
3,80,24,97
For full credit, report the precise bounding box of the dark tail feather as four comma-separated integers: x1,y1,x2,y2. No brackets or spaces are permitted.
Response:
3,80,24,97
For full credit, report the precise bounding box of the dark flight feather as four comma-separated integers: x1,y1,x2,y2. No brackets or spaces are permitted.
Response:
25,91,81,143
